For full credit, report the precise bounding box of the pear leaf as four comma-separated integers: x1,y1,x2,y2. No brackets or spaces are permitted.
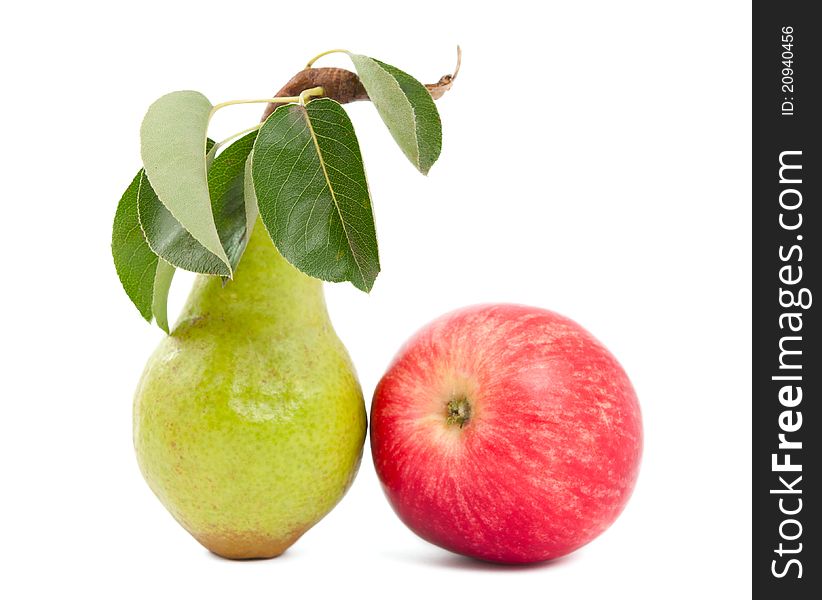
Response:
137,171,229,275
252,98,379,292
348,55,442,174
209,132,258,269
140,90,232,273
151,259,175,334
243,150,259,239
137,135,257,274
115,132,260,328
112,171,163,321
112,171,177,332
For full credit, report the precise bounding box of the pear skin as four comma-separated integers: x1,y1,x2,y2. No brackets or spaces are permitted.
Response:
133,220,367,559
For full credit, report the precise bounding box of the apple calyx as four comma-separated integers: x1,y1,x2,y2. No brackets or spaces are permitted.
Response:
445,395,472,428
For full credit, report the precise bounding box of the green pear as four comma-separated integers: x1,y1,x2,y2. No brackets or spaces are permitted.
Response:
133,219,367,559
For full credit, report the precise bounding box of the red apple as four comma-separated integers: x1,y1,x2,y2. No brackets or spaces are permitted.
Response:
370,304,642,564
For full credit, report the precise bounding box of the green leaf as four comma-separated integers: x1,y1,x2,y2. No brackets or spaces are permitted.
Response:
112,171,162,321
140,90,232,273
252,98,379,292
137,171,229,274
243,150,259,239
348,54,442,174
151,259,175,333
112,171,177,332
137,135,256,274
209,132,258,269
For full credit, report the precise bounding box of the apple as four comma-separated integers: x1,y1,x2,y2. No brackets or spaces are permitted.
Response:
370,304,642,564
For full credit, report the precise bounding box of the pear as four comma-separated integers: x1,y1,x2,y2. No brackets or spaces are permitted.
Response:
133,219,367,559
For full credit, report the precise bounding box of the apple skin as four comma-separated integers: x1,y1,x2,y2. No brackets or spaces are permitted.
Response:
370,304,642,564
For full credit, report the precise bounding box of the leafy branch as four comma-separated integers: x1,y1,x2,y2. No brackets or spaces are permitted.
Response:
112,49,459,331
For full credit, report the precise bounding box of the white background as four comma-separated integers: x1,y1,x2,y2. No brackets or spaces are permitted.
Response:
1,1,751,597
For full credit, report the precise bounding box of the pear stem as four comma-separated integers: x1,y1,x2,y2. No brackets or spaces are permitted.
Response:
305,48,351,68
210,89,323,115
216,123,263,147
260,49,462,122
